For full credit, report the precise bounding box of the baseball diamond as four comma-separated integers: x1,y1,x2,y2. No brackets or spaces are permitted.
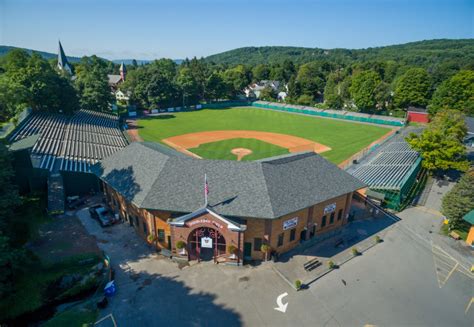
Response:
137,107,393,164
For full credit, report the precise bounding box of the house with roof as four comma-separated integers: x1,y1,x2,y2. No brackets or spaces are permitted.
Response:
92,142,365,263
244,80,283,99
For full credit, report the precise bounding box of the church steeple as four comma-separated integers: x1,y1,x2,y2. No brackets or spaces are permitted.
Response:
58,41,72,74
119,62,126,81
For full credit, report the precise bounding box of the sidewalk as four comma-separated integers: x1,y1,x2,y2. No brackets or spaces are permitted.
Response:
272,217,393,288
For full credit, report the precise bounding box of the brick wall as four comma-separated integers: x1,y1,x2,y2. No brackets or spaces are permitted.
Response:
103,180,355,262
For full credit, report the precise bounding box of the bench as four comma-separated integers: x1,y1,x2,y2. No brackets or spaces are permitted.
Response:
303,258,322,272
449,231,461,240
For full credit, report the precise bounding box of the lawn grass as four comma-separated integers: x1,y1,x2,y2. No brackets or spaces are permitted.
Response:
43,305,98,327
137,107,391,163
0,253,101,321
189,138,289,161
440,224,468,241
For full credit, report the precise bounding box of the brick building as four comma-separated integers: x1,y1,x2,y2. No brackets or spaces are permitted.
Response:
93,142,365,264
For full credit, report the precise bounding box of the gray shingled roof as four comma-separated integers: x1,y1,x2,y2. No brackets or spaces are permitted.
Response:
92,142,365,219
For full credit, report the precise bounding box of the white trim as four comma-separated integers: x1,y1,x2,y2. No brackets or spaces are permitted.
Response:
169,206,245,232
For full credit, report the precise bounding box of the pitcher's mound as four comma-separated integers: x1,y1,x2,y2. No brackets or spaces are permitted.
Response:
231,148,253,161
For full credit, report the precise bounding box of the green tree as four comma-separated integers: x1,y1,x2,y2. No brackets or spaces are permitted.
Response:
429,70,474,115
176,66,200,105
393,68,431,109
441,170,474,230
349,70,381,111
296,62,328,101
406,109,469,172
0,143,24,298
0,75,28,122
205,72,226,102
259,86,277,101
252,64,270,81
296,94,314,106
324,70,349,109
74,56,112,111
222,65,250,97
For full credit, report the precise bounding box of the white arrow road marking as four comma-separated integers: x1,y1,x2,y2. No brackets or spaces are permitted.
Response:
274,292,289,313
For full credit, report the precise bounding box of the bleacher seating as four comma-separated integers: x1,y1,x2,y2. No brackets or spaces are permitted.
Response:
9,110,128,173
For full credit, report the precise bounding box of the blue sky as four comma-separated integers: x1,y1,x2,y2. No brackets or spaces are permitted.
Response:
1,0,472,60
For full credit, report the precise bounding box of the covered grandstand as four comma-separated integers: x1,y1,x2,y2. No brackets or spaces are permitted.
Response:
9,110,127,173
347,129,423,210
8,110,127,212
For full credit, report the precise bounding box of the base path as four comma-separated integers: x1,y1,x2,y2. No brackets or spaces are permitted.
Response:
126,119,143,142
163,130,331,156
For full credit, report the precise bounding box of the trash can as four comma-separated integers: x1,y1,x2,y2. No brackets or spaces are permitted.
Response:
104,280,116,297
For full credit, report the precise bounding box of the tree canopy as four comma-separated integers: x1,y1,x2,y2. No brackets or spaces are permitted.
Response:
429,70,474,115
406,109,469,172
441,170,474,230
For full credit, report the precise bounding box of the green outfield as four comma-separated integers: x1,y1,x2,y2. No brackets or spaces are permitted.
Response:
190,138,289,161
137,107,391,163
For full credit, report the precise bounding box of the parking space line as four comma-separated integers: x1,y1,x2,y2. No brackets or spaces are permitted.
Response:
431,242,460,288
465,297,474,315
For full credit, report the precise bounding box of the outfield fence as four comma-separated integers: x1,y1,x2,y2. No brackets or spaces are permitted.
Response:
252,101,405,127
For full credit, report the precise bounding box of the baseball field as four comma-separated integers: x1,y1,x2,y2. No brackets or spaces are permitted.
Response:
137,107,393,164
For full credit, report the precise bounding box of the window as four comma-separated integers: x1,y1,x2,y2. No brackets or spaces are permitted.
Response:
254,238,262,251
135,216,139,227
277,233,284,247
157,229,165,242
290,229,296,241
338,209,343,220
321,215,327,227
143,221,147,234
330,212,335,224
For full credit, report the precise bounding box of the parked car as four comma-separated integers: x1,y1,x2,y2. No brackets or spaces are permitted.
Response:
89,205,103,219
67,195,86,209
96,207,114,227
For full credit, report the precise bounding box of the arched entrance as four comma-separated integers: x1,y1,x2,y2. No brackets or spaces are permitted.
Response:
187,227,226,261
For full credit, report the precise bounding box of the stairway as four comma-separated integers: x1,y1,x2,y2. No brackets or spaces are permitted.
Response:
47,173,65,214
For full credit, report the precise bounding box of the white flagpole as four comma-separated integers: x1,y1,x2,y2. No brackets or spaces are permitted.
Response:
204,174,208,206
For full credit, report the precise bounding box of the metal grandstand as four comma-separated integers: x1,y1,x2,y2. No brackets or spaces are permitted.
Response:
9,110,127,173
349,129,422,209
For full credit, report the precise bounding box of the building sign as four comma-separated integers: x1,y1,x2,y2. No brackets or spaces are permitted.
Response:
187,218,224,229
324,203,336,214
201,237,213,248
283,217,298,230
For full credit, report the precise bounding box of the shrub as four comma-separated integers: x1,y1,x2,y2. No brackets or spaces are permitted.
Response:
176,241,186,249
328,260,335,269
147,234,156,243
374,235,381,243
352,247,360,256
228,245,237,255
295,279,302,290
260,244,271,261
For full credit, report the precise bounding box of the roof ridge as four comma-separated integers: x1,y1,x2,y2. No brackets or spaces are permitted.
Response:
139,144,171,207
258,162,276,218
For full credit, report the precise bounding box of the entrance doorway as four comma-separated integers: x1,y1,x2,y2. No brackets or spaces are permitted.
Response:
243,242,252,260
300,230,307,242
188,227,226,261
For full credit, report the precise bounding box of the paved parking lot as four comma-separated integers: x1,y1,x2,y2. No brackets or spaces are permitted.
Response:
77,203,473,326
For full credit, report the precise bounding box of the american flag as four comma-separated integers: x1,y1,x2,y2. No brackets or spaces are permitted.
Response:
204,174,209,206
204,174,209,195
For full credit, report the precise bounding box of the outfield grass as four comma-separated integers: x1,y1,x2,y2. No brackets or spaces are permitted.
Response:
137,107,391,163
190,138,289,161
